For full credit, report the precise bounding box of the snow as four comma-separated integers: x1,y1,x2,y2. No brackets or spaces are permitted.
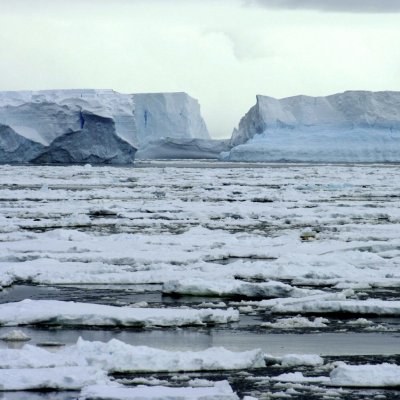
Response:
80,380,239,400
271,298,400,316
66,338,265,372
0,300,239,327
0,329,31,342
0,366,109,391
330,363,400,387
226,91,400,162
0,89,210,164
279,354,324,367
275,362,400,387
1,163,400,395
265,354,324,367
272,372,330,384
163,278,317,298
0,344,82,369
261,317,329,329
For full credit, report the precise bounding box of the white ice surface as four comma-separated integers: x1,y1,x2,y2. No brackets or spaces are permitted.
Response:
0,300,238,327
66,338,265,372
0,366,109,391
0,90,210,163
228,91,400,162
80,380,238,400
330,363,400,387
261,317,329,329
271,298,400,316
0,338,324,373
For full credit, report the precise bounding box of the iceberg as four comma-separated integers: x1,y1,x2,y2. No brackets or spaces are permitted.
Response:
136,137,230,160
0,89,211,164
224,91,400,162
0,124,45,163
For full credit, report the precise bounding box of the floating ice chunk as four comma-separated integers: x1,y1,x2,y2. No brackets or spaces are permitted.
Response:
272,372,330,384
0,366,109,391
0,329,31,341
66,338,265,372
0,300,239,327
347,318,374,326
129,301,149,308
330,363,400,387
80,380,239,400
271,298,400,316
198,302,227,308
261,316,329,329
280,354,324,367
0,344,83,368
264,354,324,367
163,278,317,298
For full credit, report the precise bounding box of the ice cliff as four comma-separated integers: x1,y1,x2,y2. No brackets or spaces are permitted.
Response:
136,137,230,160
225,91,400,162
0,89,210,164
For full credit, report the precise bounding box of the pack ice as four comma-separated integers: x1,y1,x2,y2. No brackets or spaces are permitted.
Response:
223,91,400,162
0,89,211,164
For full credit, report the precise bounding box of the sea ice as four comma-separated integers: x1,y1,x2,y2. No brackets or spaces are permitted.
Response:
66,338,265,372
330,363,400,387
0,299,239,327
79,380,239,400
0,366,109,391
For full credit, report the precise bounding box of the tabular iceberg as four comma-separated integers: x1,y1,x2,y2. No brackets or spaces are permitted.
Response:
223,91,400,162
0,89,211,164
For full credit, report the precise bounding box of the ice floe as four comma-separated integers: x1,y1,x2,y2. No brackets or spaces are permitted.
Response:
0,366,109,391
329,363,400,387
0,329,31,342
0,300,239,327
79,380,239,400
67,338,265,372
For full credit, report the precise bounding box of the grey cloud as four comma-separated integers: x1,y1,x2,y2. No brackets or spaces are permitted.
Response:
248,0,400,13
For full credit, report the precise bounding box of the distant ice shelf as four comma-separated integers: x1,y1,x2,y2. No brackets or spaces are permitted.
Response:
224,91,400,162
0,89,211,164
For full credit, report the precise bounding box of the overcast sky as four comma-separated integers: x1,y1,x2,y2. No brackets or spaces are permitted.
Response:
0,0,399,138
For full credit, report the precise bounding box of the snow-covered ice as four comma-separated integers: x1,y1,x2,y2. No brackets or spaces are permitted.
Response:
271,298,400,316
79,380,239,400
330,363,400,387
69,338,265,372
0,90,211,164
0,338,265,372
226,91,400,162
0,300,238,327
261,317,329,330
0,366,109,391
0,329,31,341
1,162,400,398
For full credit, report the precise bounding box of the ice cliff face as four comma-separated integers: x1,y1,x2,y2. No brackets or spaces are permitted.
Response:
133,92,210,145
0,124,45,163
33,112,136,164
226,91,400,162
0,90,210,164
136,138,230,160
